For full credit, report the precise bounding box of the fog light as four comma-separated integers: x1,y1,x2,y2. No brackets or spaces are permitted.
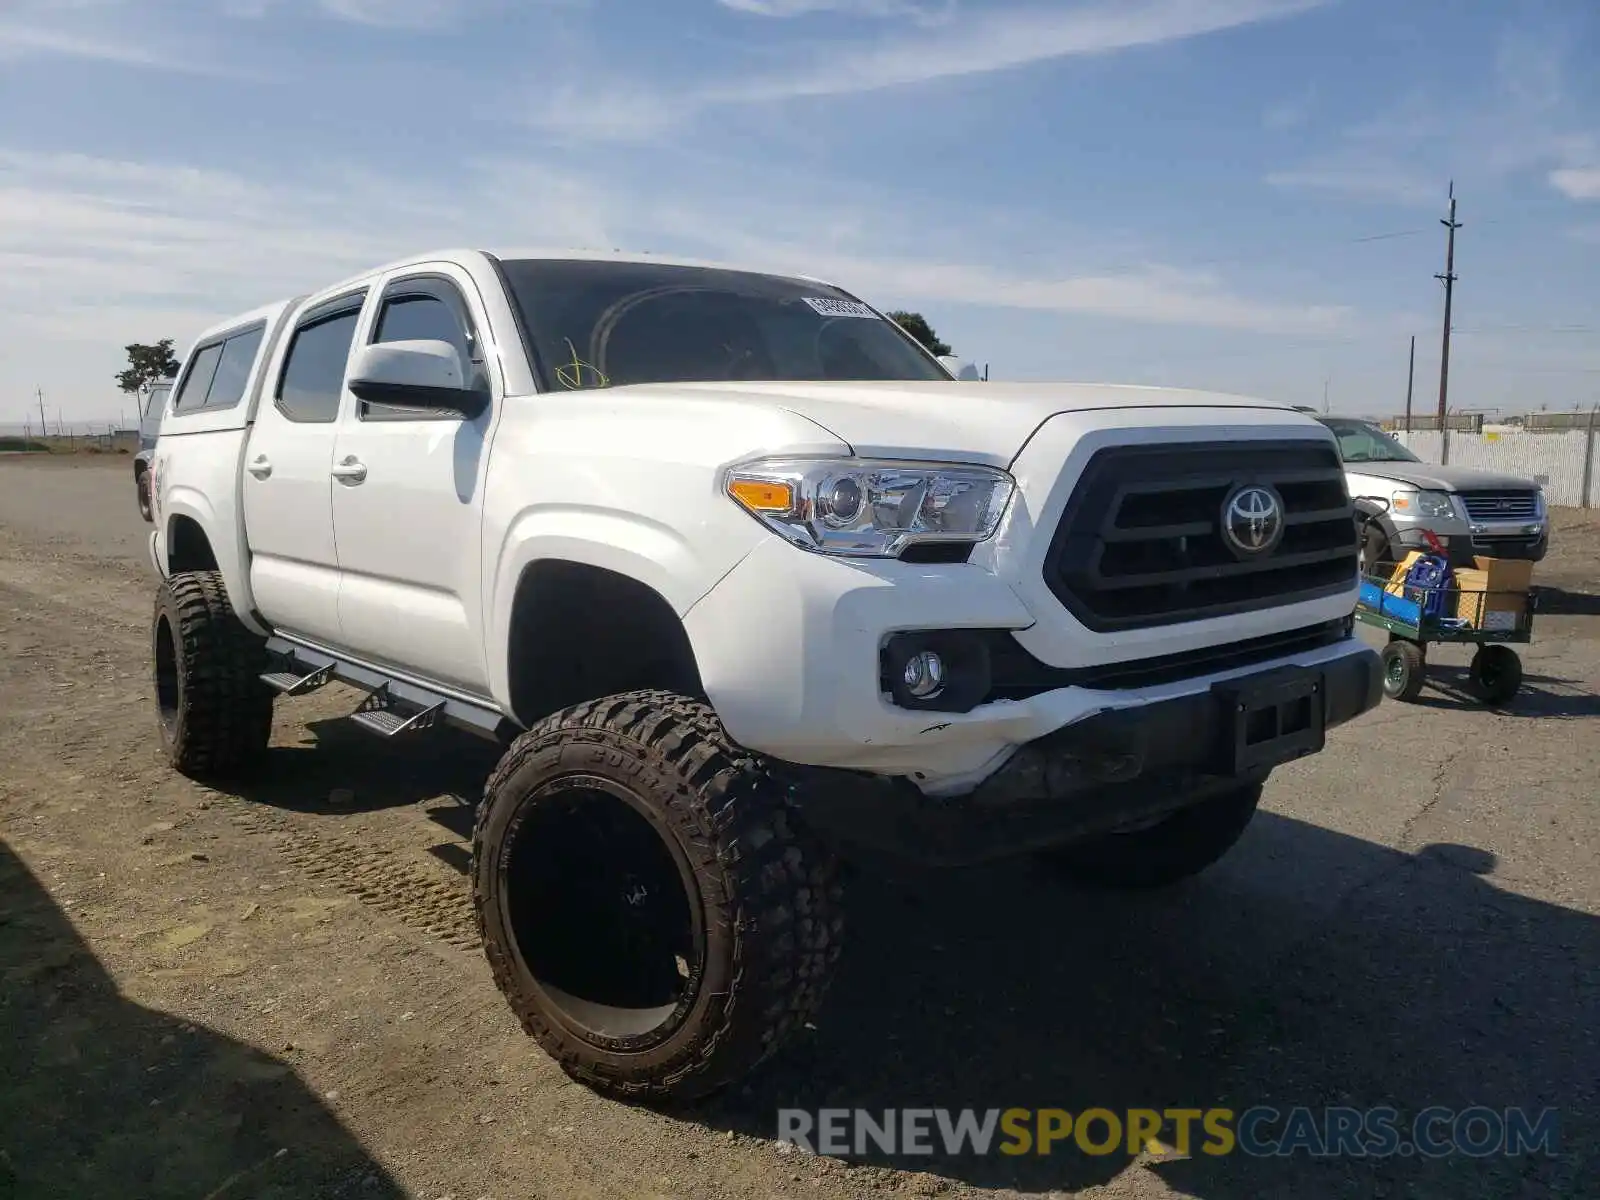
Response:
881,631,993,713
902,650,946,699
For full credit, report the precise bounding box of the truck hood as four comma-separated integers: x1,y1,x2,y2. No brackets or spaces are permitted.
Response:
658,380,1303,467
1347,461,1540,492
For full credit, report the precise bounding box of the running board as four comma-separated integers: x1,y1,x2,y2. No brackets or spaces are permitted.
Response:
261,636,509,742
260,662,334,697
350,684,446,738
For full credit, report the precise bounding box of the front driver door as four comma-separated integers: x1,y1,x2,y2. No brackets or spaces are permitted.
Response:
327,268,498,696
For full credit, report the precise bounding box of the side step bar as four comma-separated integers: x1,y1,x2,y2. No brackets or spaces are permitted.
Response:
261,636,509,742
351,684,446,739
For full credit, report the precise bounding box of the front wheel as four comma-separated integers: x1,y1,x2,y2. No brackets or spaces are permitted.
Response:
1036,782,1263,890
472,690,844,1102
135,470,152,522
1469,645,1523,706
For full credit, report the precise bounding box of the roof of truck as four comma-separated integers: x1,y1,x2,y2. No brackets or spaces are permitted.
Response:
308,247,844,301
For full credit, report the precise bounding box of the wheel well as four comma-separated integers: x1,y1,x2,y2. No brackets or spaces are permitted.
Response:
507,561,704,727
167,515,219,574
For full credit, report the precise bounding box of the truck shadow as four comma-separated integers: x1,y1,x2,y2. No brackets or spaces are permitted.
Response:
0,839,404,1199
237,716,502,816
695,814,1594,1198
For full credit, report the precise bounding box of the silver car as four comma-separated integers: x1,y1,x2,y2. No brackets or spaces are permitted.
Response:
1317,417,1548,571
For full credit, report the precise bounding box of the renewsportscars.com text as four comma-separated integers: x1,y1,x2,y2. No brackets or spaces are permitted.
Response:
777,1106,1559,1159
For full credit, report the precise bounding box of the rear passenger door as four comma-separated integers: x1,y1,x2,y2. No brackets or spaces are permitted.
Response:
242,291,367,650
328,269,498,695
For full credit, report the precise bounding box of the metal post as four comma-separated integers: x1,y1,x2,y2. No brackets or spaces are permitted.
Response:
1435,183,1461,426
1583,403,1599,509
1404,335,1415,433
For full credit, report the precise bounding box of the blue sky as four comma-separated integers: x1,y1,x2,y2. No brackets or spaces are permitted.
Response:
2,0,1598,427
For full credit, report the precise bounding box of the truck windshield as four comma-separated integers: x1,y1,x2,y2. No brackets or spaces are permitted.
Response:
497,259,949,391
1318,417,1421,464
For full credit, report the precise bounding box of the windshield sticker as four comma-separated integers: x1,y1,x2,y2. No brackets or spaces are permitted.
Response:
802,297,880,320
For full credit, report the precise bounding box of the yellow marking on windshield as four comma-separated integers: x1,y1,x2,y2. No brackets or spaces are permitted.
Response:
555,338,608,390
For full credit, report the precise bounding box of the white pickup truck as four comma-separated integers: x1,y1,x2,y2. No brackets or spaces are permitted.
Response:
147,249,1382,1100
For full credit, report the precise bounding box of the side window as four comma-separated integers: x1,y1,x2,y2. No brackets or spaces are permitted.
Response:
362,281,480,422
202,326,266,411
276,301,363,424
171,343,222,413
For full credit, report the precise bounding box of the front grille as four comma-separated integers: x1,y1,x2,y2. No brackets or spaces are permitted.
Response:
1044,441,1358,632
1460,491,1539,521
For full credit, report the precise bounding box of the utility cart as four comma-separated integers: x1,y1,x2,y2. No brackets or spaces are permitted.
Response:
1356,568,1538,705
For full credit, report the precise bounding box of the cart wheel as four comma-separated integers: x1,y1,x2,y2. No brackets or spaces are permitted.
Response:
1381,641,1426,702
1468,645,1523,706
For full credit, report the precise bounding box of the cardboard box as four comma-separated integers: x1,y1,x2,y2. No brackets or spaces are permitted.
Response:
1452,556,1534,631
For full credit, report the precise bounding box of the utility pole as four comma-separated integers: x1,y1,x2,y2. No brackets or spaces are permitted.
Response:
1435,182,1461,429
1404,335,1415,432
1322,375,1331,414
36,387,46,436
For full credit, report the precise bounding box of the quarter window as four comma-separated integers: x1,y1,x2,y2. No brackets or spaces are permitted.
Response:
203,326,266,411
172,343,222,413
277,303,363,424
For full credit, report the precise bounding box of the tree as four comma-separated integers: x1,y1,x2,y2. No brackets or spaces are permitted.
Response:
886,310,952,357
116,339,180,396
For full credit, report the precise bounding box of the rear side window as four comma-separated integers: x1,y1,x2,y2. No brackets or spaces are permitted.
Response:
172,343,222,413
277,298,364,423
203,326,266,410
170,324,267,414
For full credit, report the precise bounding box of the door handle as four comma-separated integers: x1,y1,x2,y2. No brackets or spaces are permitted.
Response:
247,455,272,479
331,456,367,484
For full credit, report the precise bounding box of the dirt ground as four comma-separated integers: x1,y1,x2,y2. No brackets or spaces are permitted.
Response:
1,455,1596,1200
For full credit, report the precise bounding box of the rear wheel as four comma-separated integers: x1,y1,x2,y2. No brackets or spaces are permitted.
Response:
1468,645,1523,706
1381,640,1426,702
1036,782,1263,890
472,690,844,1102
152,571,273,778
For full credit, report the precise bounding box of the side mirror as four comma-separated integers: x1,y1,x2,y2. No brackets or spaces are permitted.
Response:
348,340,487,417
938,355,983,382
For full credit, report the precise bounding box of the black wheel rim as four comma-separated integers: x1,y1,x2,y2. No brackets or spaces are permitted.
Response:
498,773,707,1050
154,612,181,739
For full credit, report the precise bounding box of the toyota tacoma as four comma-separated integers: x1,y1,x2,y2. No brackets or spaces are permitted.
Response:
145,250,1383,1100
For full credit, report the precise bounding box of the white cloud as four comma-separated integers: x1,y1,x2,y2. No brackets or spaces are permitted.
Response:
0,145,1354,421
1265,164,1440,208
522,0,1327,137
710,0,1326,102
1550,166,1600,201
717,0,944,17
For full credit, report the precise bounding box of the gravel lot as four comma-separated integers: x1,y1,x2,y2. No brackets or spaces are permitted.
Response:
2,454,1596,1200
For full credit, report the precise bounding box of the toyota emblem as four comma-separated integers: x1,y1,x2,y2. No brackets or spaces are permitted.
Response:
1221,484,1285,558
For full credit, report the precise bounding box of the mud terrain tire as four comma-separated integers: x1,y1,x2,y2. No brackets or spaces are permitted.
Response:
473,690,843,1102
152,570,273,779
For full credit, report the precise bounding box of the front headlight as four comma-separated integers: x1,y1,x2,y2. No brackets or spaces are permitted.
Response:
723,457,1015,557
1392,489,1456,520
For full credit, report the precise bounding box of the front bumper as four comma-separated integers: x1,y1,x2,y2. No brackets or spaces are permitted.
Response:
1393,522,1548,564
685,535,1375,796
790,643,1382,865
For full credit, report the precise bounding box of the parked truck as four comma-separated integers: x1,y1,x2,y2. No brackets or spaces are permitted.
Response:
146,249,1382,1100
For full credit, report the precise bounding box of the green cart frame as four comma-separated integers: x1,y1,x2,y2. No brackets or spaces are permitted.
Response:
1355,571,1539,705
